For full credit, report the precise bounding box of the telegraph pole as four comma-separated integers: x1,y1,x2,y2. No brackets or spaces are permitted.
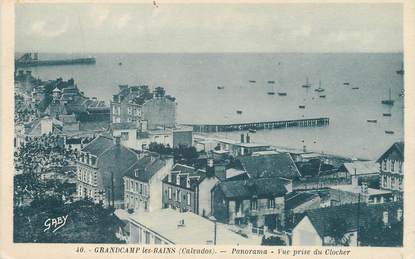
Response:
356,193,361,246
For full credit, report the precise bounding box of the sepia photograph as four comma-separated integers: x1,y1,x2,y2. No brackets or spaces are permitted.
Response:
8,1,408,250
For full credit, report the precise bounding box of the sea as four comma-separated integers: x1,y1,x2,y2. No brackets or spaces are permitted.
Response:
21,53,404,160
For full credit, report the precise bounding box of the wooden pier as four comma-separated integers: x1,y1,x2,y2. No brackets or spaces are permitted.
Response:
184,117,329,133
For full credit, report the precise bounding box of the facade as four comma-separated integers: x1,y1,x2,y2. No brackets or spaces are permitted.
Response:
127,209,260,245
292,201,403,246
123,154,173,212
211,177,292,232
161,164,206,213
76,135,139,208
141,94,177,130
377,142,404,200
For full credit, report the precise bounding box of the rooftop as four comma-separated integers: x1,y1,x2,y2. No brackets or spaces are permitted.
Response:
128,209,259,245
330,185,392,196
81,135,114,156
237,153,301,179
218,177,290,199
124,156,166,182
285,192,320,211
302,201,403,238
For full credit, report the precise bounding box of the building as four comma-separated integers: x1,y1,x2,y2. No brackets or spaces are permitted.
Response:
339,161,380,187
236,153,302,180
211,177,292,232
110,85,176,130
110,85,150,125
141,88,177,130
128,209,260,245
328,183,393,205
292,201,403,246
161,164,207,213
76,135,139,208
215,134,271,157
377,142,404,200
123,154,173,212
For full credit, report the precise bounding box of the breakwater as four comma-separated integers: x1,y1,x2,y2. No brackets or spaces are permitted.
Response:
185,117,329,133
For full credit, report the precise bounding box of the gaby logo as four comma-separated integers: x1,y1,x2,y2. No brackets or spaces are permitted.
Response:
43,215,68,233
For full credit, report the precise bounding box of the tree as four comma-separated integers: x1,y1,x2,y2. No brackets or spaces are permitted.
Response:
14,197,124,243
359,219,403,247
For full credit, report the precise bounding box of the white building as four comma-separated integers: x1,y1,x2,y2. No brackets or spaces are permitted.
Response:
128,209,260,245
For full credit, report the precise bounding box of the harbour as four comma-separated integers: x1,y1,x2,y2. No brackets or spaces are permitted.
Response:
15,53,96,68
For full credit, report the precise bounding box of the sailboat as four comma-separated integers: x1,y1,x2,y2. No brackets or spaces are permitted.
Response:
302,77,311,88
314,80,325,92
396,63,404,75
381,89,394,105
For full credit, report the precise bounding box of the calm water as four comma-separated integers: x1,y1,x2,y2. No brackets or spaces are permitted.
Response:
23,53,404,160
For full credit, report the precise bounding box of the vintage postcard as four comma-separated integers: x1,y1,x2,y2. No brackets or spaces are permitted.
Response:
1,0,414,258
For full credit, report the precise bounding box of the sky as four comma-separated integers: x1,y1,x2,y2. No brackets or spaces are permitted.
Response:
15,3,403,53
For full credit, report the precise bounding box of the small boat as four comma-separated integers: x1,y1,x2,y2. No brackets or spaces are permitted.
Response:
249,129,256,133
118,62,122,66
343,82,350,85
352,87,359,90
381,88,394,105
319,95,326,98
396,63,404,75
299,105,306,109
217,86,224,90
267,92,275,95
302,77,311,88
399,89,404,97
314,80,325,92
367,119,377,123
278,92,287,96
385,130,394,135
268,80,275,84
249,80,256,83
383,113,392,117
236,110,243,114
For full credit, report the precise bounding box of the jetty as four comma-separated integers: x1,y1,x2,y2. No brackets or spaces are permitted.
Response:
184,117,329,133
15,53,96,68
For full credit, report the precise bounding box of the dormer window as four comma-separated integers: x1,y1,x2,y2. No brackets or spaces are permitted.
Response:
397,209,403,221
134,170,139,178
250,199,258,211
382,211,389,225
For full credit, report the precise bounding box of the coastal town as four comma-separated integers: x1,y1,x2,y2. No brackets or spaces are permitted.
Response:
13,66,404,247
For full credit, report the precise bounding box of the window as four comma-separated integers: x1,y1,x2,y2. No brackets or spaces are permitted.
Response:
268,198,275,209
91,156,96,166
121,132,129,141
135,182,138,193
383,161,387,171
187,193,191,206
140,184,143,194
168,187,172,199
391,160,395,171
177,190,181,202
250,199,258,211
128,107,132,115
145,231,150,244
155,236,162,244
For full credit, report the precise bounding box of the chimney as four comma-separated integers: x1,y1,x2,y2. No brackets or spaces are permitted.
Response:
240,134,245,143
177,219,185,228
168,173,172,183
